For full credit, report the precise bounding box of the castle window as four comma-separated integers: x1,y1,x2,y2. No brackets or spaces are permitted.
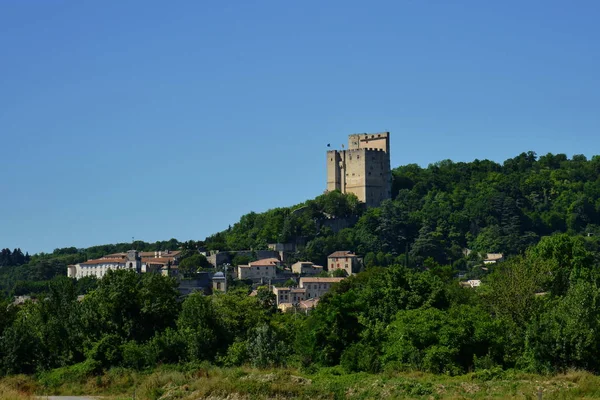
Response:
368,172,371,175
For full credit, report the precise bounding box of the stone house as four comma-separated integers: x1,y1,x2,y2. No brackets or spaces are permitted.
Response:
237,257,280,281
291,261,324,275
327,251,360,275
300,277,344,298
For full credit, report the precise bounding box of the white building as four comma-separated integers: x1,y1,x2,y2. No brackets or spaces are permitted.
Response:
67,250,178,279
272,277,345,311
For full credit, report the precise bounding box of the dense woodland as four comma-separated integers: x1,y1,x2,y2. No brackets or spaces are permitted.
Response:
1,152,600,377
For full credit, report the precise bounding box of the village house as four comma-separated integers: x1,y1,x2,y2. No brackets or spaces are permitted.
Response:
327,251,360,275
291,261,324,275
237,257,280,281
272,276,345,312
300,277,344,298
273,286,306,306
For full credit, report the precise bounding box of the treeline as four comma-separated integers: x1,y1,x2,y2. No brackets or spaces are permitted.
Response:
0,248,30,267
2,233,600,376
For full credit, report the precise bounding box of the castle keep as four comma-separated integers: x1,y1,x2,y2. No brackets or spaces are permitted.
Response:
327,132,391,207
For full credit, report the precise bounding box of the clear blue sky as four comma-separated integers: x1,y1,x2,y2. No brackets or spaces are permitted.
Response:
1,0,599,254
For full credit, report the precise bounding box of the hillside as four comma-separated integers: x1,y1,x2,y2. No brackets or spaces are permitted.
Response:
205,151,600,267
2,151,599,295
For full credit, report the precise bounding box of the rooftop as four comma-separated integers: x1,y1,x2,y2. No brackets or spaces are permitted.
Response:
300,277,345,283
328,251,357,258
213,271,226,279
81,258,126,265
485,253,504,261
249,258,281,266
142,257,176,264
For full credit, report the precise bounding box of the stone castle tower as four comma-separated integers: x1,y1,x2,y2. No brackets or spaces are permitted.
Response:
326,132,391,208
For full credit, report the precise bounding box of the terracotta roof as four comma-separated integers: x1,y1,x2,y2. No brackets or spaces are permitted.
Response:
328,251,357,258
300,277,345,284
81,258,126,265
249,258,281,266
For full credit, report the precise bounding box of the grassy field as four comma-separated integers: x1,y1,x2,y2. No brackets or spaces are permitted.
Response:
3,365,600,399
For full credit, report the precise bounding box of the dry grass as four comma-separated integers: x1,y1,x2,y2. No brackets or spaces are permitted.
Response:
0,375,36,400
4,366,600,399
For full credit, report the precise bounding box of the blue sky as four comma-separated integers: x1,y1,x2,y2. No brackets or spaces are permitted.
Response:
1,0,599,254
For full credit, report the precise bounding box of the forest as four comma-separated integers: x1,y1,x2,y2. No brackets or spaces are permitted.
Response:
1,151,600,398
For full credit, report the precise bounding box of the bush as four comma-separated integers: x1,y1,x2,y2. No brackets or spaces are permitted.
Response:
340,343,381,373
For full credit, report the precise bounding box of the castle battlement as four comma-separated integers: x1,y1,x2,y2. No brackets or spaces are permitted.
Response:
326,132,392,208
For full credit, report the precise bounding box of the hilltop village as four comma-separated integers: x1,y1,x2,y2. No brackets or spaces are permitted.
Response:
64,133,399,311
62,132,504,312
55,131,513,318
5,136,599,384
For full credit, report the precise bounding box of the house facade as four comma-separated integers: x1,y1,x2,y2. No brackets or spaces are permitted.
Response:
273,286,306,306
300,277,344,298
327,251,360,275
237,257,280,281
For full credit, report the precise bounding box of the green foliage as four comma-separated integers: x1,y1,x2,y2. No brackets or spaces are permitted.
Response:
178,253,210,275
2,152,600,378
